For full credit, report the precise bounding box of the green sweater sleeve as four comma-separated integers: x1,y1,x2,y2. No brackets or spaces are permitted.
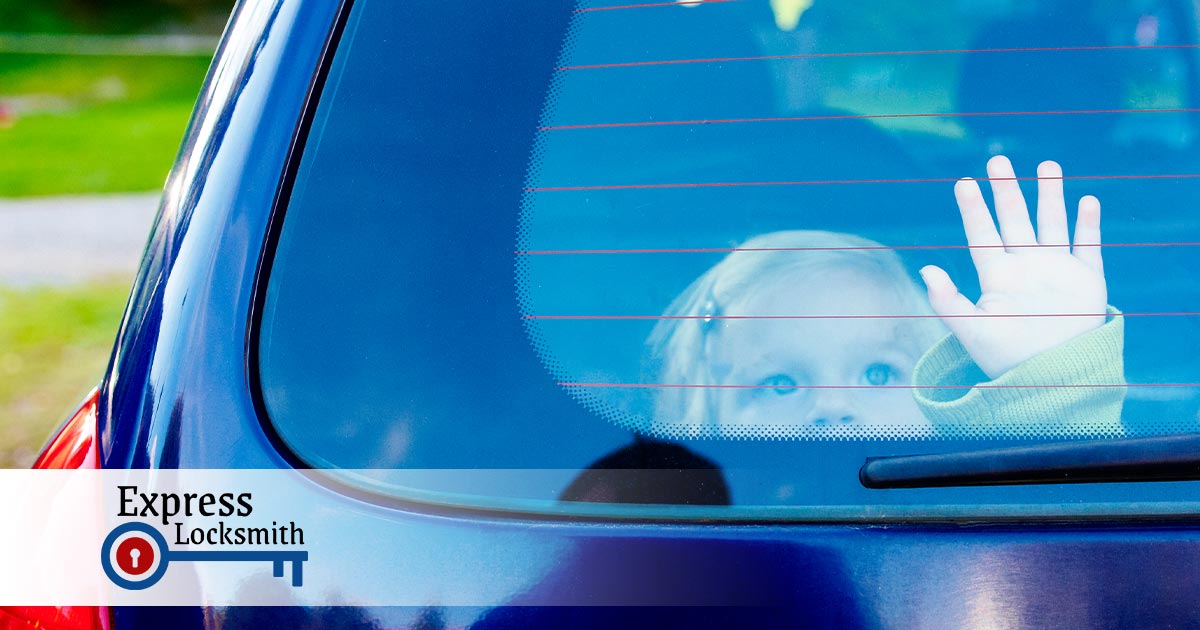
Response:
912,306,1126,438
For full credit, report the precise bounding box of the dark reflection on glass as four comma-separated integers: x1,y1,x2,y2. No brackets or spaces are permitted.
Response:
560,438,731,505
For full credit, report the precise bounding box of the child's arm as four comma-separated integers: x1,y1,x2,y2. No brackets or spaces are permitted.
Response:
918,156,1108,379
912,156,1124,435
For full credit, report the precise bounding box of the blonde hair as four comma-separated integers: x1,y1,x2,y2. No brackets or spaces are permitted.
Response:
645,230,946,435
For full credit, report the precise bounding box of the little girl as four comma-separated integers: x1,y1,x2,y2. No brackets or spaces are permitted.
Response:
645,157,1126,439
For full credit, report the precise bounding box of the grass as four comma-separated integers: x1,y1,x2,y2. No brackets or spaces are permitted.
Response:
0,0,232,35
0,5,225,466
0,280,130,467
0,52,212,197
0,53,206,462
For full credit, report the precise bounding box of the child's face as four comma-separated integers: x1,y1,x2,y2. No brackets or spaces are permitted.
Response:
705,268,931,430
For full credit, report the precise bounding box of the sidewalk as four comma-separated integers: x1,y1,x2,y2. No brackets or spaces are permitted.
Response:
0,193,159,285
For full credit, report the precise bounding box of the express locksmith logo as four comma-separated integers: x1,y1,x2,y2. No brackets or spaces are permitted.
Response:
101,486,308,590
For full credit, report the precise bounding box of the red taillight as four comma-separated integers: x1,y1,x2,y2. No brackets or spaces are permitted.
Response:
33,388,101,471
4,389,110,630
0,607,108,630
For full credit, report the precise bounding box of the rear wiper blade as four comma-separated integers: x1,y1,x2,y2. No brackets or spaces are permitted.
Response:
860,433,1200,489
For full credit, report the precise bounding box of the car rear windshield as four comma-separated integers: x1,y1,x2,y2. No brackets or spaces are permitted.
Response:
257,0,1200,516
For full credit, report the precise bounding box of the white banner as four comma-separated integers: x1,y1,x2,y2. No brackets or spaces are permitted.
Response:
0,469,570,606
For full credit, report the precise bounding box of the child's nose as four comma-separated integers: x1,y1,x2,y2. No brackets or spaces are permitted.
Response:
805,390,859,426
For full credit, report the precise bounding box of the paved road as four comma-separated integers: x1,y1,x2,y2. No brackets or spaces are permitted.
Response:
0,193,160,285
0,32,219,56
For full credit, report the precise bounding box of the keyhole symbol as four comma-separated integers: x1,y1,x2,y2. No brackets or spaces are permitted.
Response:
115,536,154,577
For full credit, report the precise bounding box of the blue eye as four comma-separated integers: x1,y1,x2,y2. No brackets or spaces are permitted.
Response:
759,374,797,395
863,363,897,386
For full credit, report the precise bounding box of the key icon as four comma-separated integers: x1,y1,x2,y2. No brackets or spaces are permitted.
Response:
102,522,308,591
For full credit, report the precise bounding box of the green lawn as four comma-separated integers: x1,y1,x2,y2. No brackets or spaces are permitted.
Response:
0,6,224,466
0,53,209,463
0,0,232,37
0,52,208,463
0,281,130,467
0,53,212,196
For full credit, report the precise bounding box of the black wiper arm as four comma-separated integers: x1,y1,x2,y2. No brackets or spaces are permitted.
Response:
860,433,1200,489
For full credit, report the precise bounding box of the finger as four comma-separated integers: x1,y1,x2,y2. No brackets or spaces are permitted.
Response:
986,155,1037,247
1072,194,1103,273
954,177,1004,269
1036,160,1069,247
919,265,978,336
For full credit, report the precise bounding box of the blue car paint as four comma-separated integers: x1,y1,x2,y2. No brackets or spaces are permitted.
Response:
101,0,333,470
96,0,1200,627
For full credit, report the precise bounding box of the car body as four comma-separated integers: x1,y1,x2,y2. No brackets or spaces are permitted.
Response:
12,0,1200,628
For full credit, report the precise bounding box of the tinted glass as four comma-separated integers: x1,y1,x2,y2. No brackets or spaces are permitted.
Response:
259,0,1200,513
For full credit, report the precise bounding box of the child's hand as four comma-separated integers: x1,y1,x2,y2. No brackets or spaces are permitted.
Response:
919,156,1107,379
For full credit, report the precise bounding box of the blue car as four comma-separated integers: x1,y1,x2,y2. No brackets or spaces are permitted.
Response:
12,0,1200,627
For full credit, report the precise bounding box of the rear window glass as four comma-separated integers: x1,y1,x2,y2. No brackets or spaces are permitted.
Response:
258,0,1200,514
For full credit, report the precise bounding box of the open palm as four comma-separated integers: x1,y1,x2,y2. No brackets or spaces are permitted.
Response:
920,156,1107,379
